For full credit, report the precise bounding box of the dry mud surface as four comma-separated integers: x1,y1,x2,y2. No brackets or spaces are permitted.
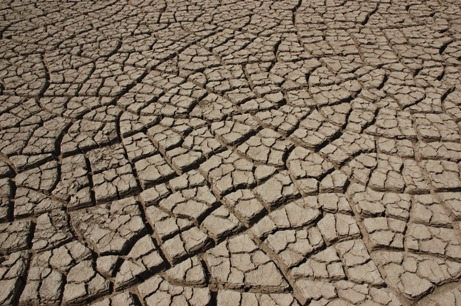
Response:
2,0,461,305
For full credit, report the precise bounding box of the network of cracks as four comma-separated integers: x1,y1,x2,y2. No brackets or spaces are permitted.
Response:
1,0,461,305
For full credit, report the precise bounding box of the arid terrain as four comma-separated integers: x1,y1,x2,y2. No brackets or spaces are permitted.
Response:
1,0,461,305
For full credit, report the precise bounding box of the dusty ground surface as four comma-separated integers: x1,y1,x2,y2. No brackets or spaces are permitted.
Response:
1,0,461,305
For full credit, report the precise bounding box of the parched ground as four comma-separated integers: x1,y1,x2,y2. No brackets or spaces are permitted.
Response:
2,0,461,305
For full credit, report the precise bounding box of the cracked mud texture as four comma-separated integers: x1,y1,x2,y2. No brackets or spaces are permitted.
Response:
2,0,461,305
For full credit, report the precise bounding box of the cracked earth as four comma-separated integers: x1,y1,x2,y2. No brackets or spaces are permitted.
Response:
2,0,461,305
